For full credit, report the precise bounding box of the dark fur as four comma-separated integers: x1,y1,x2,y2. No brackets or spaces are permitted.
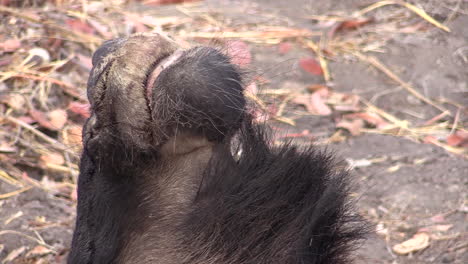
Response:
69,33,366,264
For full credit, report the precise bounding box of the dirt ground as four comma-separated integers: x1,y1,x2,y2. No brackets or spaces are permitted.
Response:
0,0,466,263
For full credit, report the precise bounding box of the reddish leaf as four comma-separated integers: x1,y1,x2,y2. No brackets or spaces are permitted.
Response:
299,57,323,76
29,109,68,131
226,40,251,67
336,18,373,31
306,84,328,93
336,119,365,136
329,93,361,112
343,112,389,129
446,130,468,147
48,109,68,129
292,88,331,116
69,102,91,118
143,0,200,5
75,54,93,71
64,126,83,147
278,42,292,54
66,19,95,35
0,39,21,52
124,16,148,33
40,152,65,165
87,18,113,38
244,82,258,96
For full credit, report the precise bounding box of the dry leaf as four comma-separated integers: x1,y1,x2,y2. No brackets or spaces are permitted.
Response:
328,93,360,112
143,0,200,5
5,93,26,111
0,39,21,53
40,152,65,166
87,18,113,38
69,102,91,118
299,57,323,76
293,88,332,116
63,126,83,147
75,54,93,71
393,232,430,255
48,109,68,130
336,18,373,31
3,246,26,263
226,40,251,67
0,143,16,153
306,84,328,93
29,109,68,130
278,42,292,54
66,19,95,35
446,130,468,147
26,245,52,258
343,112,389,129
244,82,258,96
336,119,364,136
430,214,446,223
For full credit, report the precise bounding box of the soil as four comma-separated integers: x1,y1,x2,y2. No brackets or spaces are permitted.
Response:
0,0,466,263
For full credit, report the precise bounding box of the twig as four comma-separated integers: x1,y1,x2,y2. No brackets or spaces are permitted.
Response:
304,40,331,82
0,230,56,252
4,115,77,156
183,28,320,41
356,0,450,32
0,186,32,199
355,52,450,114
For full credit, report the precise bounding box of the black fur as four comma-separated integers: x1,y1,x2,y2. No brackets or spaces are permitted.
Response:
68,33,366,264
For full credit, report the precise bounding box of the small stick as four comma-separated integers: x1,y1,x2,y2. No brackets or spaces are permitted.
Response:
355,52,450,114
4,116,77,156
0,186,32,199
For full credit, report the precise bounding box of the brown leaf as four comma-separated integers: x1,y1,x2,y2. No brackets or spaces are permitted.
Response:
143,0,200,5
48,109,68,130
65,19,95,35
4,93,26,111
299,57,323,76
336,119,365,136
75,54,93,71
327,93,361,112
0,143,16,153
430,214,446,223
3,246,26,263
29,109,68,131
306,84,328,93
343,112,389,129
69,102,91,118
336,18,373,31
87,18,113,39
226,40,251,67
292,88,331,116
26,245,53,258
446,130,468,147
0,39,21,53
63,126,83,147
244,82,258,96
393,233,430,255
278,42,292,54
40,152,65,166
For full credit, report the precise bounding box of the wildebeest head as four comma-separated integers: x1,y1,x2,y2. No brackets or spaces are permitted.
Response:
85,33,245,155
